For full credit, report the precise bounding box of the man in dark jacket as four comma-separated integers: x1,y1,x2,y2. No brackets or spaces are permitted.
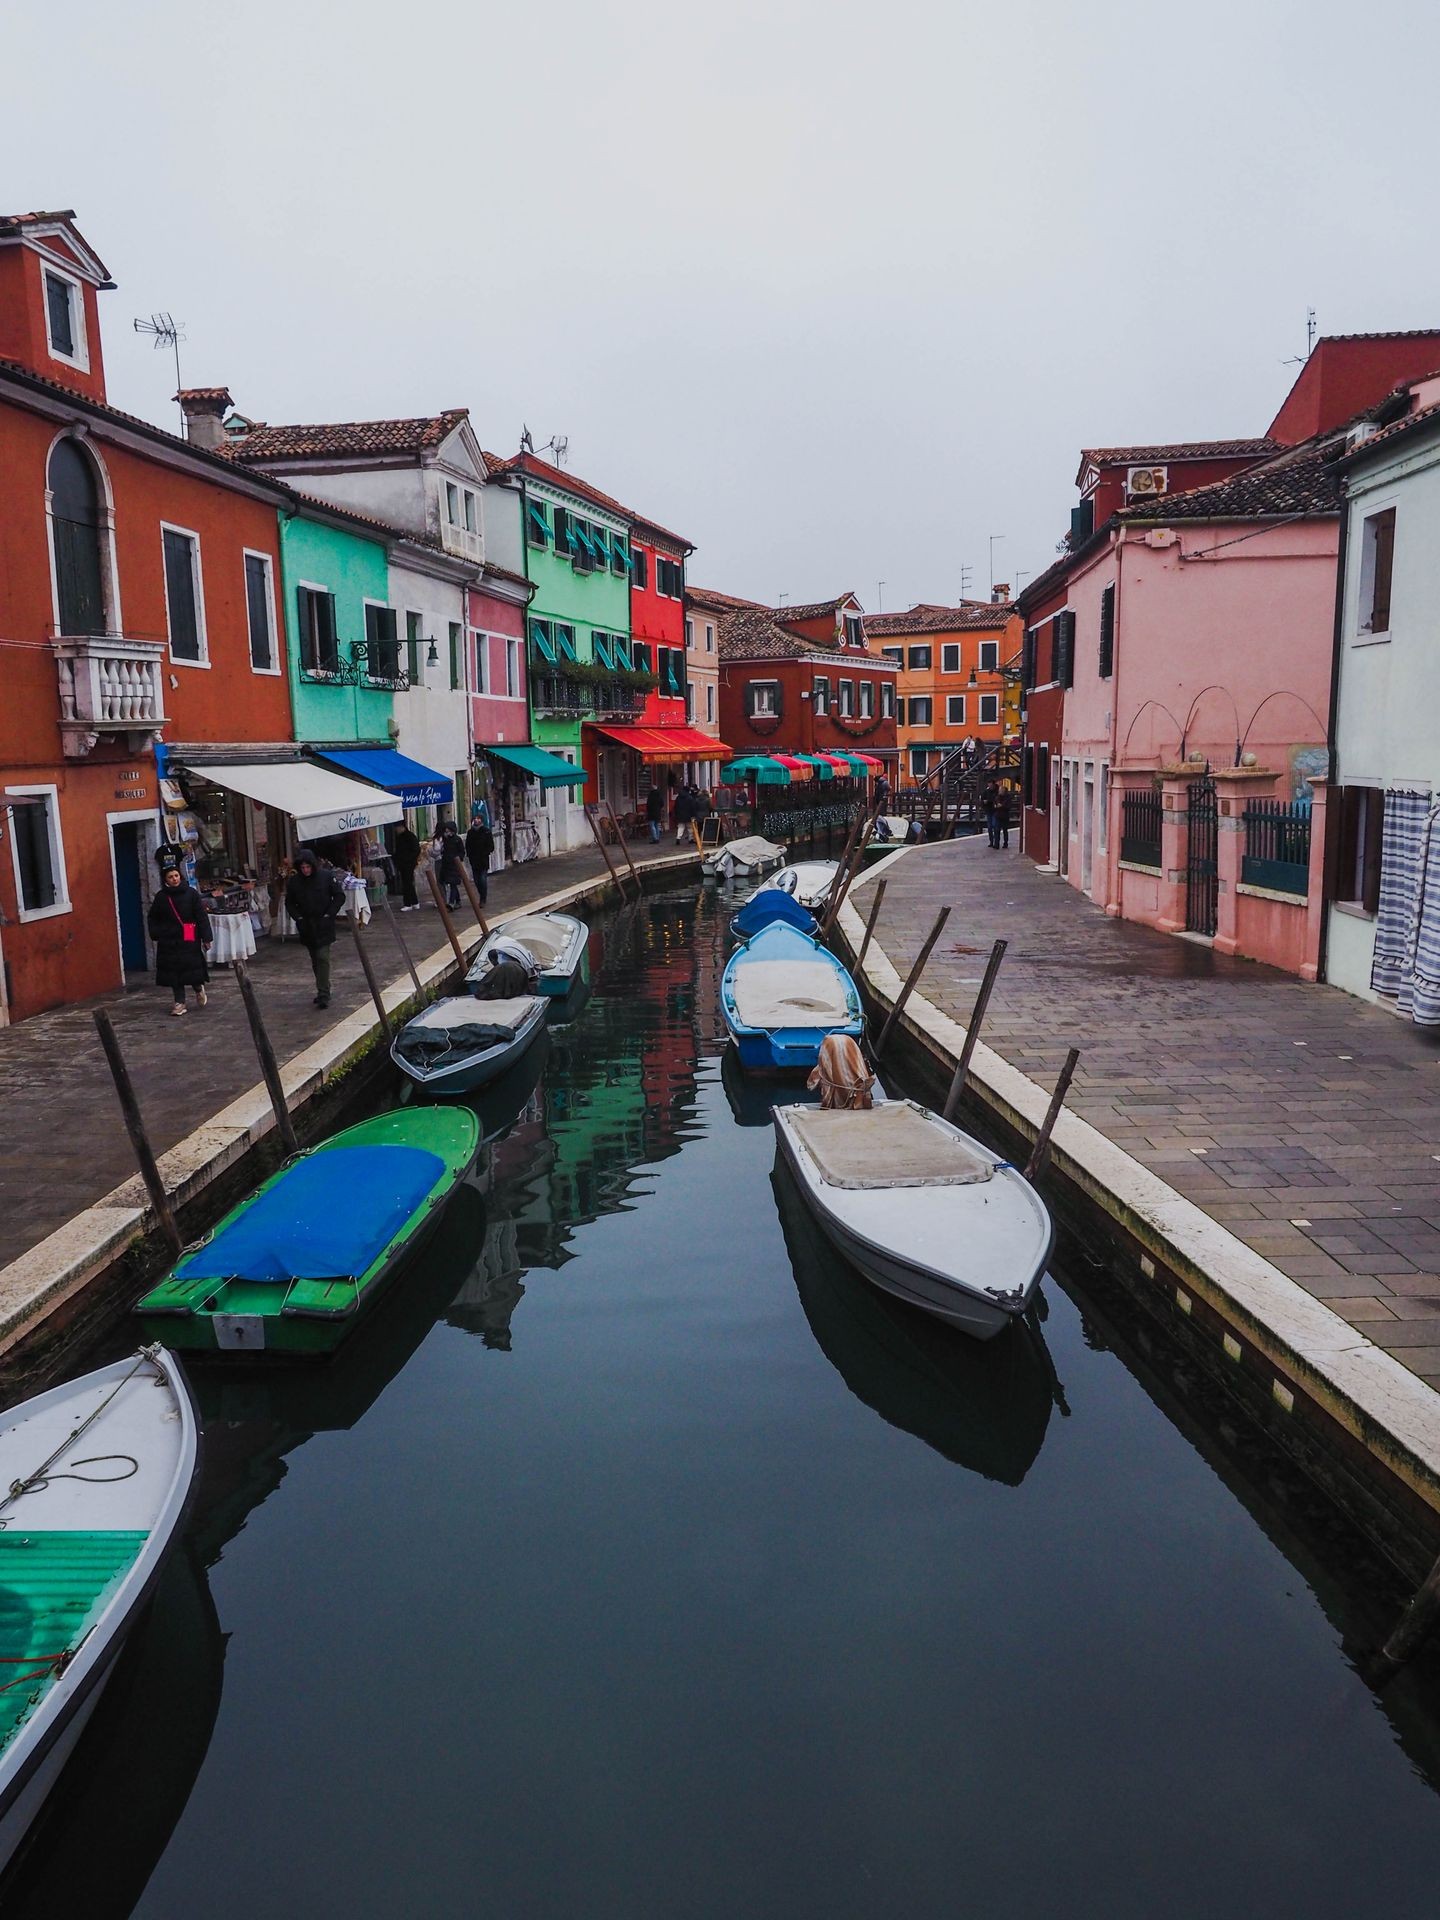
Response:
437,823,466,909
465,815,495,904
394,824,421,909
285,847,346,1008
645,785,664,843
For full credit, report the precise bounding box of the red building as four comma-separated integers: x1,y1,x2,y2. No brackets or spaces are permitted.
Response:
0,210,294,1021
1014,566,1069,866
707,591,897,769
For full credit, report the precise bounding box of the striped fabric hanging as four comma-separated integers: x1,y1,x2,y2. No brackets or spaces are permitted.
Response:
1371,789,1431,999
1397,802,1440,1026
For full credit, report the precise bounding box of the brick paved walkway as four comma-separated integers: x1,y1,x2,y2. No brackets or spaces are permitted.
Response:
0,837,693,1272
858,839,1440,1393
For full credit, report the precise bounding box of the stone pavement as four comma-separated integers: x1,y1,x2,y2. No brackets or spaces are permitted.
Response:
0,836,693,1272
857,839,1440,1393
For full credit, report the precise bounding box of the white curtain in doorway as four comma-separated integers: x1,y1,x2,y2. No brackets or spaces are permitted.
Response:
1372,787,1430,1001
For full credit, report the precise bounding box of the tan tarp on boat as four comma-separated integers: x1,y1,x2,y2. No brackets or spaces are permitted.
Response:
789,1103,995,1189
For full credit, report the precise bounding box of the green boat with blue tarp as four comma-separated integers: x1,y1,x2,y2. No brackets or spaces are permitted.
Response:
136,1109,480,1355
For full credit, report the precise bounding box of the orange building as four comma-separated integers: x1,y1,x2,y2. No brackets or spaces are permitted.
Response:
865,594,1023,780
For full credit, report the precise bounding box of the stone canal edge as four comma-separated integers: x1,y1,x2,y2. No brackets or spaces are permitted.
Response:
834,851,1440,1579
0,851,702,1371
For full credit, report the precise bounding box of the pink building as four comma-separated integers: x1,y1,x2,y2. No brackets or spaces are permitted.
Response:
1058,440,1341,974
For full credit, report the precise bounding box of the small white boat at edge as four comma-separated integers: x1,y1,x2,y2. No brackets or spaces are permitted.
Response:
466,912,588,997
773,1100,1053,1339
754,861,840,910
392,994,548,1093
0,1347,199,1876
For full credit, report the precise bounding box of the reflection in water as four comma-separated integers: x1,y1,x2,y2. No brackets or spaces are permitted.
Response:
775,1164,1060,1486
19,882,1440,1917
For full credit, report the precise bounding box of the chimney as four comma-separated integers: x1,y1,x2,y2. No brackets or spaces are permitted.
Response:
175,386,233,451
991,582,1010,603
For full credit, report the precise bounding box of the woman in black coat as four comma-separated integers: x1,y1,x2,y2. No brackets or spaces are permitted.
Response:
148,865,213,1016
437,823,466,909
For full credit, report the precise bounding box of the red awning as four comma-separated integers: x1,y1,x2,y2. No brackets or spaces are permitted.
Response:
590,723,730,761
849,752,885,770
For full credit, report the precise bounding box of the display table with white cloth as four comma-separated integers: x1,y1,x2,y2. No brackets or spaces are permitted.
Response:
341,873,372,925
208,910,257,965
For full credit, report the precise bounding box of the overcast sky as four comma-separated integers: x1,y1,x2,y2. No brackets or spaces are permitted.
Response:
6,0,1438,610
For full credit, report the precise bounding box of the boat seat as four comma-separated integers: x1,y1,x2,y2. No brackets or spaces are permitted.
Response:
789,1103,995,1188
0,1532,145,1747
730,961,853,1028
502,917,572,966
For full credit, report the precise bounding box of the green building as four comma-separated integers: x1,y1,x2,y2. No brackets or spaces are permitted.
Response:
483,453,645,854
278,501,398,744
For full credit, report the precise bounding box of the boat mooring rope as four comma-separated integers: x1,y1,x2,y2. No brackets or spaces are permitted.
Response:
0,1347,160,1527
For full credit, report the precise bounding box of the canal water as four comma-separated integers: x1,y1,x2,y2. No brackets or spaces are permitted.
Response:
11,883,1440,1917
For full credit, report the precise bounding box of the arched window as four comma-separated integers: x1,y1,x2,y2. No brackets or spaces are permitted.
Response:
48,438,106,636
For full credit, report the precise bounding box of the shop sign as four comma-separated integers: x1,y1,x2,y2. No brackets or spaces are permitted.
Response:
115,768,150,800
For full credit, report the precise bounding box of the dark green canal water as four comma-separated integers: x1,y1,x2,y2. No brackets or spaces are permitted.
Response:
12,884,1440,1917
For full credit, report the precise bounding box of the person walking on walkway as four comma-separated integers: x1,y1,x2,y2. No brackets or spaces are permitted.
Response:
148,859,213,1016
465,813,494,905
394,823,421,910
996,783,1012,850
285,847,346,1009
645,785,664,844
982,779,1001,849
438,822,466,909
674,783,695,845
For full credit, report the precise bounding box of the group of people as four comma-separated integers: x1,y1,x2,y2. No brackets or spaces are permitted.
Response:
392,810,496,912
982,780,1014,850
644,779,713,845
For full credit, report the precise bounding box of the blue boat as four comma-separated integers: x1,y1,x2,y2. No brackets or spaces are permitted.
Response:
730,888,817,942
721,920,864,1073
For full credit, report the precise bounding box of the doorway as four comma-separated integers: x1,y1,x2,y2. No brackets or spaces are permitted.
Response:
111,820,148,974
1082,767,1095,894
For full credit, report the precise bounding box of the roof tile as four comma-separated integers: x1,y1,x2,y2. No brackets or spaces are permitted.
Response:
229,410,470,461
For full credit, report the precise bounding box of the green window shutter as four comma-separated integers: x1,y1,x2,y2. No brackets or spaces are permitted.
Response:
591,527,610,567
611,536,630,575
556,625,577,662
449,621,461,690
1098,586,1115,679
553,504,571,554
526,500,550,546
406,610,421,682
593,633,613,669
530,620,556,664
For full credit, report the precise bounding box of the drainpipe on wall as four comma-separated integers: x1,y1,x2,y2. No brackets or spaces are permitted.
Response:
1314,494,1351,986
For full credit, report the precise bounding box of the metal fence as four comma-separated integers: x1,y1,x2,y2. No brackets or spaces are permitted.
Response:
1120,788,1162,868
1242,799,1311,896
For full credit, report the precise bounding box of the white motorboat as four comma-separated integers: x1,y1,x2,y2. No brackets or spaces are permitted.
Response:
702,836,787,880
754,861,840,910
392,993,547,1093
772,1100,1053,1339
466,912,588,997
0,1348,200,1876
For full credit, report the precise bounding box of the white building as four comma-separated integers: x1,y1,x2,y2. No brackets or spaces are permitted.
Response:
1325,377,1440,1012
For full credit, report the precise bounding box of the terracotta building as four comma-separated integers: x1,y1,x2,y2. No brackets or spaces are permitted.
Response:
708,591,897,768
865,595,1023,780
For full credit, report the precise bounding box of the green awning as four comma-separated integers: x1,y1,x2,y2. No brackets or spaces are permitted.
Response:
721,756,790,787
793,753,835,781
484,744,588,788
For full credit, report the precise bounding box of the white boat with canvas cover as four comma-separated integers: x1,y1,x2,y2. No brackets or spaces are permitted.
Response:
0,1347,199,1876
703,836,786,880
772,1100,1053,1339
754,861,840,910
391,993,547,1092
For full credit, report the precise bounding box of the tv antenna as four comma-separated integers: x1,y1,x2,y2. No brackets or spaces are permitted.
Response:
133,313,186,420
1283,307,1317,366
877,580,886,612
959,564,973,599
988,533,1004,592
519,425,568,467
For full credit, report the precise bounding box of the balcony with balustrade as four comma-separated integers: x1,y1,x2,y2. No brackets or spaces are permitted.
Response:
52,636,166,758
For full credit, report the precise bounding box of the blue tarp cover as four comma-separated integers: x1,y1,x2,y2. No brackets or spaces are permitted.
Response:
175,1145,445,1283
315,748,454,809
732,891,817,939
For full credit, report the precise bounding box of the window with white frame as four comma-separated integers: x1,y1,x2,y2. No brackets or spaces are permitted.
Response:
838,680,854,717
813,674,830,715
472,629,488,695
43,269,87,370
941,643,961,674
506,636,522,699
685,682,695,721
405,610,424,683
979,639,999,671
910,748,928,778
6,786,70,921
243,550,277,672
881,681,894,719
161,525,206,664
978,692,1000,726
859,680,874,719
706,682,715,722
909,695,932,726
844,612,864,647
705,623,714,652
946,693,966,726
685,618,695,650
297,585,340,675
1098,762,1109,851
446,482,460,525
907,644,931,670
463,488,477,533
750,680,779,716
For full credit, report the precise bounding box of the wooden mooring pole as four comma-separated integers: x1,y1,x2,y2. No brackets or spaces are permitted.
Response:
587,806,630,900
942,938,1007,1123
855,878,887,974
874,905,951,1060
231,961,300,1157
1381,1551,1440,1668
606,803,642,895
458,861,491,941
1023,1048,1080,1183
349,915,392,1042
92,1009,183,1255
379,894,424,997
426,867,468,974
